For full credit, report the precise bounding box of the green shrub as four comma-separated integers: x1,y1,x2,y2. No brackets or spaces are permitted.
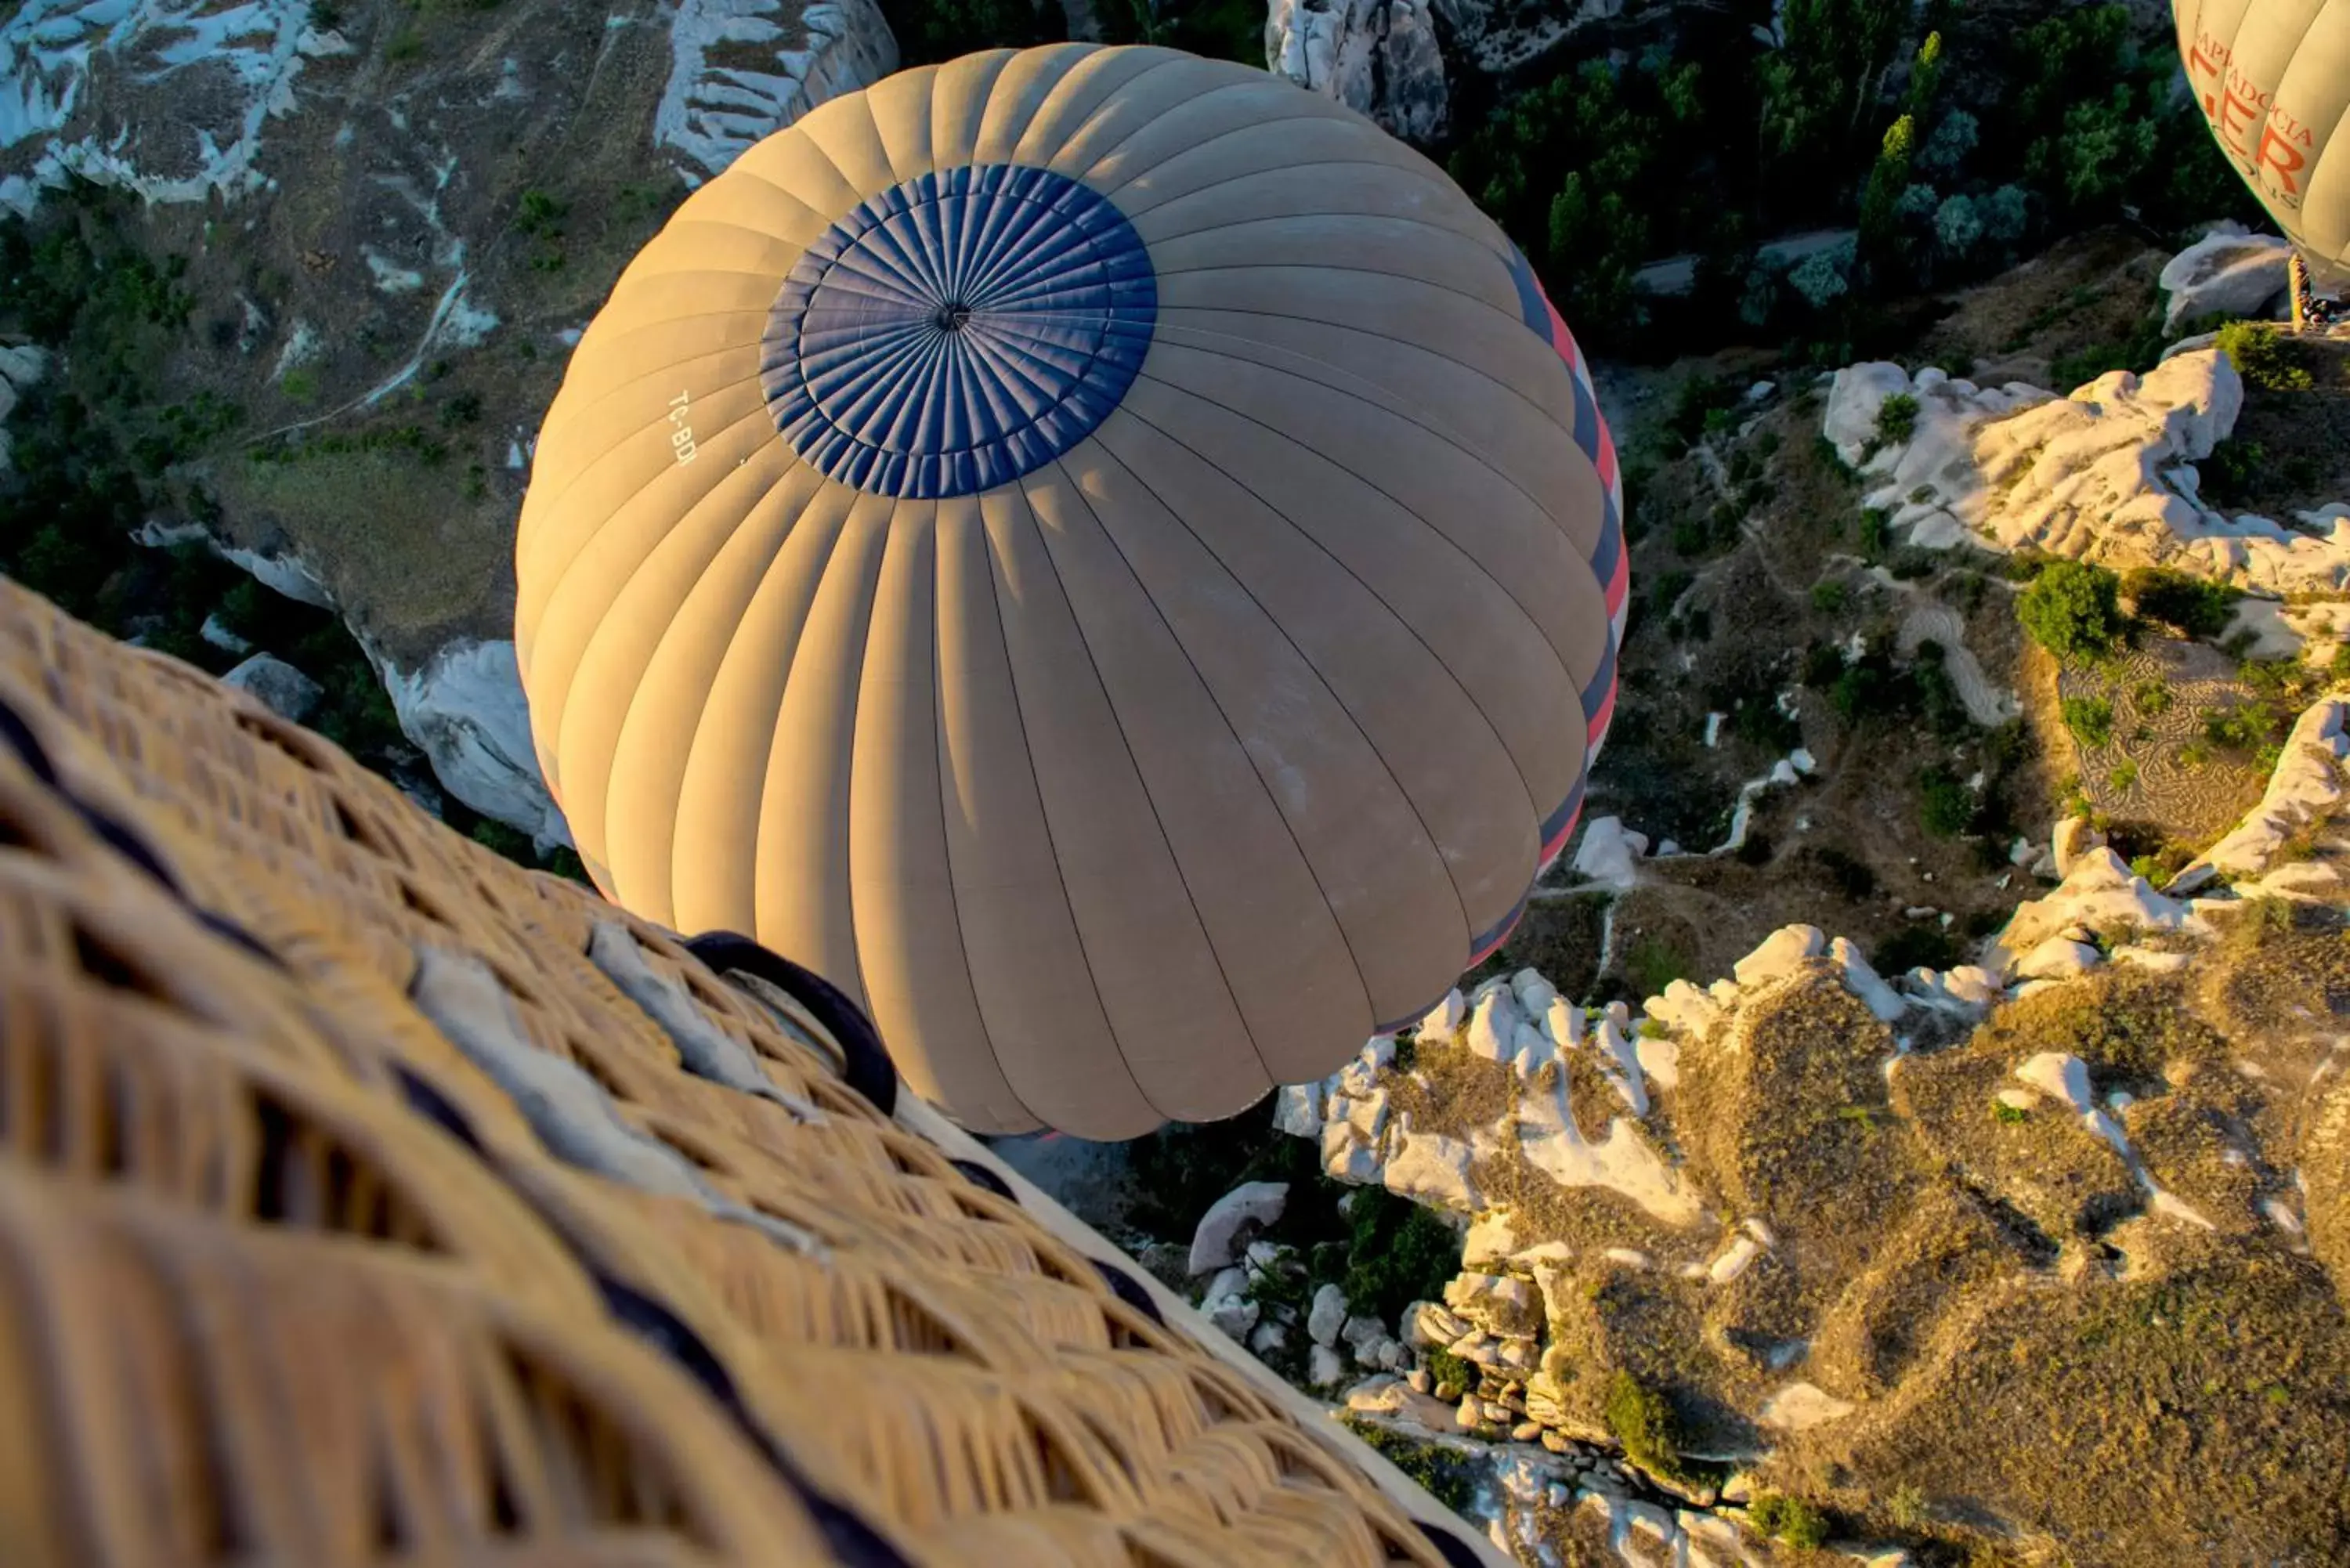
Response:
1993,1100,2030,1125
1340,1418,1476,1513
1875,392,1920,444
1750,1493,1831,1548
2131,679,2174,716
279,368,318,405
2063,695,2115,746
1604,1370,1687,1482
2109,759,2139,792
1811,579,1849,614
2018,560,2124,664
1918,764,1975,836
1625,934,1694,997
1859,508,1890,559
1340,1190,1462,1325
2198,438,2268,504
2216,320,2315,392
1423,1346,1474,1400
2123,566,2240,638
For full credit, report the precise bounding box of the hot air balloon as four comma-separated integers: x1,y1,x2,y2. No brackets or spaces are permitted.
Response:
515,45,1625,1140
2176,0,2350,288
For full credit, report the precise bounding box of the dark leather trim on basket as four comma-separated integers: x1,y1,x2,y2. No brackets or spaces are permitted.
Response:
949,1158,1017,1201
0,691,284,968
682,932,898,1115
597,1274,914,1568
392,1064,487,1154
1090,1258,1169,1328
1418,1519,1489,1568
0,695,59,783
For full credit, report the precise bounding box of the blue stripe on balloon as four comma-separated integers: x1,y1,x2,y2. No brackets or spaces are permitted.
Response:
761,165,1158,500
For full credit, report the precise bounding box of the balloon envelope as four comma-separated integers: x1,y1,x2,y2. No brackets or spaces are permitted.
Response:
516,45,1623,1139
2176,0,2350,287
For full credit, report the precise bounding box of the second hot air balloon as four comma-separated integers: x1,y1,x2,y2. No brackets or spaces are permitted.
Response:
515,45,1625,1139
2176,0,2350,288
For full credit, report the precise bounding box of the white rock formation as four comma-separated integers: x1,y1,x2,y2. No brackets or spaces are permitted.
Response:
1517,1067,1700,1227
1822,352,2350,594
222,653,324,724
2159,224,2292,332
1267,0,1448,143
2173,699,2348,892
1383,1121,1482,1212
655,0,898,183
0,1,345,215
377,638,572,852
1759,1382,1856,1431
1571,815,1647,891
1188,1181,1289,1275
1995,848,2205,968
2052,815,2108,880
0,343,45,472
1308,1282,1348,1347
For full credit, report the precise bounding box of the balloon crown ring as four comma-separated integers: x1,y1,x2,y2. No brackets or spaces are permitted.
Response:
760,164,1159,502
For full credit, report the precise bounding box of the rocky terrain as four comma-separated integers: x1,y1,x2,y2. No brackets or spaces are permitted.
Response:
12,4,2350,1564
0,0,895,846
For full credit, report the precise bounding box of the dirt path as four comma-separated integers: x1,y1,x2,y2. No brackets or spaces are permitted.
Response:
1895,599,2019,727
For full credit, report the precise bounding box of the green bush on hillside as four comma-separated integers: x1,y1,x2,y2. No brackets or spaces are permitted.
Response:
2018,561,2124,664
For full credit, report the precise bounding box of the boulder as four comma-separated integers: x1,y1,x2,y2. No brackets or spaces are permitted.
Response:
1823,362,1918,466
223,654,324,724
1829,937,1908,1021
2158,226,2291,333
1384,1126,1481,1212
1273,1081,1324,1137
1309,1342,1347,1387
1267,0,1448,144
1188,1181,1289,1274
1466,988,1521,1062
2014,935,2102,982
2052,815,2107,878
1734,925,1827,988
2176,699,2348,885
378,638,572,851
0,344,47,474
1309,1282,1348,1347
1571,815,1647,890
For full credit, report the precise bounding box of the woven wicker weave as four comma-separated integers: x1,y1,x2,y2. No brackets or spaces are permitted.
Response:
0,576,1499,1568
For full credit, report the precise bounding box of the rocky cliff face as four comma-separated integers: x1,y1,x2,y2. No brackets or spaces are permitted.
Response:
0,0,896,838
1274,725,2350,1563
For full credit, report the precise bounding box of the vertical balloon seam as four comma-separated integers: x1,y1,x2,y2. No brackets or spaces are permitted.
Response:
1121,357,1603,729
1068,81,1340,193
1096,392,1563,891
628,473,821,927
1141,299,1593,493
1136,313,1597,555
1011,462,1279,1109
517,336,773,594
531,396,789,757
517,326,776,591
725,486,866,989
1007,49,1191,172
924,500,1051,1131
1040,455,1383,1056
1081,418,1488,952
2250,3,2327,225
573,453,795,910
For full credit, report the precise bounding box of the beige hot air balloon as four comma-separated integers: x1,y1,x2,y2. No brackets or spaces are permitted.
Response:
2177,0,2350,287
515,45,1625,1140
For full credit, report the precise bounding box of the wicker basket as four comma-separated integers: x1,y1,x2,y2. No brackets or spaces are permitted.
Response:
0,576,1499,1568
